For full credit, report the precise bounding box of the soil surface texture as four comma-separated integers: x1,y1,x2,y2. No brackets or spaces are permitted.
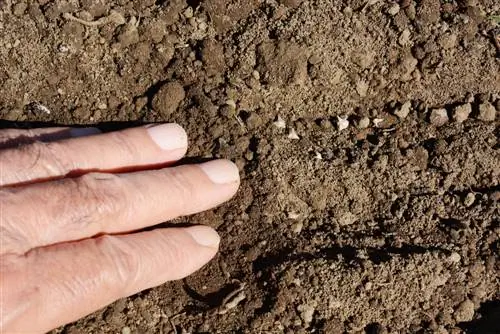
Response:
1,0,499,333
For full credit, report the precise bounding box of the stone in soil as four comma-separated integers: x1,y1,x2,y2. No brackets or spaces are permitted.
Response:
357,117,370,129
430,109,449,127
395,101,412,119
453,104,472,123
477,102,496,121
454,299,475,322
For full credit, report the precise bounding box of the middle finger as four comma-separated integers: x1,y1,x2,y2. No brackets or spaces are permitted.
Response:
0,160,239,255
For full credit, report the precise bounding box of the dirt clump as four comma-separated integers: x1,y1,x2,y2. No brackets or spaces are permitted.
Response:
152,81,186,118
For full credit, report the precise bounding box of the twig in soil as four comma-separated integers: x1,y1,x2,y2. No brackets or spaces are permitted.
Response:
168,312,185,334
62,10,125,27
216,280,247,315
491,32,500,57
234,114,248,132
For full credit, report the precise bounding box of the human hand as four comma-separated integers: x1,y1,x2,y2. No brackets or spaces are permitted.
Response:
0,124,240,333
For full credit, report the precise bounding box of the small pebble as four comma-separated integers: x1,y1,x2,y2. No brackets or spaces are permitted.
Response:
395,101,411,119
430,109,449,127
183,7,194,18
477,102,496,121
454,299,475,322
288,128,300,140
292,221,304,234
274,115,286,129
388,3,400,16
198,21,207,30
108,10,126,25
337,116,350,131
448,252,461,263
356,80,369,97
464,193,475,207
357,117,370,129
225,99,237,109
453,104,472,123
297,304,315,325
399,29,411,46
252,70,261,80
121,327,131,334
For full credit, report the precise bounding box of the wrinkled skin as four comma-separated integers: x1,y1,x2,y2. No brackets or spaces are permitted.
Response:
0,124,240,333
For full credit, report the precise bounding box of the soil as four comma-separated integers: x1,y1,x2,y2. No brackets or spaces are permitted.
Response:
1,0,499,333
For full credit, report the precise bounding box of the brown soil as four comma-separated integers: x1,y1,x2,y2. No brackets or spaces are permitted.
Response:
1,0,499,333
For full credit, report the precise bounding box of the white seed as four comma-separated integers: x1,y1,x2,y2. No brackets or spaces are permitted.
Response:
288,128,300,140
273,115,286,129
337,116,349,131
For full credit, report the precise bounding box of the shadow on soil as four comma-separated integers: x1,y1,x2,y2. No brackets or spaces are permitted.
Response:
460,300,500,334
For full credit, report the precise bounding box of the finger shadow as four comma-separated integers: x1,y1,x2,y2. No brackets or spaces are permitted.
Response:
0,120,144,131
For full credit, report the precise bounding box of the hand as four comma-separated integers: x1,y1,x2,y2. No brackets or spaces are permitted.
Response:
0,124,240,333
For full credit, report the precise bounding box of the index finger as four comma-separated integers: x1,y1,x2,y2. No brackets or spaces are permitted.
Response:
0,124,188,187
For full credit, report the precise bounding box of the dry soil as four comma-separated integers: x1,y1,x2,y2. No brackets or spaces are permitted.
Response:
0,0,499,333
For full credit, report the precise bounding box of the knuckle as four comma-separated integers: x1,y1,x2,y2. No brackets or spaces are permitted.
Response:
69,173,129,230
98,236,141,288
158,232,197,279
0,190,32,254
107,131,138,162
163,167,197,214
3,141,69,180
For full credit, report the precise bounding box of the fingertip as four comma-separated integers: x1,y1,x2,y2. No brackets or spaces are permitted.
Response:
146,123,188,152
199,159,240,185
185,225,221,248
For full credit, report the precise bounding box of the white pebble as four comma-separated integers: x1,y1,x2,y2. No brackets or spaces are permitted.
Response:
357,117,370,129
395,101,411,119
388,3,400,16
292,221,303,234
448,252,461,263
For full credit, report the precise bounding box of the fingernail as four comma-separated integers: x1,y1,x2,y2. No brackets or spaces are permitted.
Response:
186,226,220,248
69,127,101,138
200,160,240,184
146,123,188,151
